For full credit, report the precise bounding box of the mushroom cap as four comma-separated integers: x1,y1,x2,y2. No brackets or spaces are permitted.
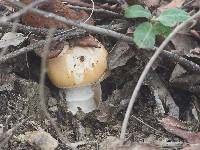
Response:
47,40,108,88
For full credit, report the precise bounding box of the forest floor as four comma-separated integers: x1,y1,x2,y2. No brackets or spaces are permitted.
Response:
1,0,200,150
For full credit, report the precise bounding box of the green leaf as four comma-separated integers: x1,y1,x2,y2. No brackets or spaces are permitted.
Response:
133,22,156,49
157,8,190,27
153,22,172,37
125,5,152,19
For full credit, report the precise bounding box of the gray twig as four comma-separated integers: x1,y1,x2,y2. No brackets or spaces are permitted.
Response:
67,5,123,18
4,0,200,74
39,29,75,148
4,0,132,42
0,31,85,64
2,0,47,22
120,10,200,141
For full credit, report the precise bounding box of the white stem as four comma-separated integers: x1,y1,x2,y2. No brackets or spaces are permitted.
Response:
62,85,99,114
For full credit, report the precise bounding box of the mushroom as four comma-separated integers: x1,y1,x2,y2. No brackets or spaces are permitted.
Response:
47,38,108,114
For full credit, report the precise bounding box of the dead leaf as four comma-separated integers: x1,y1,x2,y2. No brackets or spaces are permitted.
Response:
20,0,98,58
69,36,100,48
192,0,200,8
0,32,27,48
190,30,200,41
32,37,67,58
158,0,186,12
20,0,94,29
148,71,179,118
171,34,199,56
170,73,200,93
17,130,58,150
160,116,200,147
127,0,160,7
108,41,135,70
170,64,187,82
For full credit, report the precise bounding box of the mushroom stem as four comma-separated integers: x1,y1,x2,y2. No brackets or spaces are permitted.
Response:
60,85,99,114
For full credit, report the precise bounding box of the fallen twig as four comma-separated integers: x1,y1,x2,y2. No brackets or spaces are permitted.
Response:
0,30,86,64
158,48,200,73
67,5,123,18
0,21,53,35
4,0,132,42
4,0,200,74
3,0,47,22
120,10,200,141
0,21,129,37
38,29,76,149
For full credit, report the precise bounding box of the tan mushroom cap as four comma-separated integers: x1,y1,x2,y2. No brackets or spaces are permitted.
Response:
47,40,108,88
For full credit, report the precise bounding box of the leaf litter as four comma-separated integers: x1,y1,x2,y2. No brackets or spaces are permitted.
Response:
1,0,200,150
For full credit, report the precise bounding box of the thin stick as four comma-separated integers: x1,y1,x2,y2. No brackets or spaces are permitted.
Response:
4,0,132,42
0,21,53,35
2,0,47,22
120,10,200,141
5,1,200,73
158,48,200,73
0,31,85,63
67,5,123,18
39,29,74,148
0,25,199,74
0,21,129,64
0,21,129,36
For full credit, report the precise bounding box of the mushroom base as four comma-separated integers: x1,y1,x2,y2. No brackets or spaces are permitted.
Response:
60,85,100,114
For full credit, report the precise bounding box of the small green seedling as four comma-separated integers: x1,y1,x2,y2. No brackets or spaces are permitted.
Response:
125,5,190,49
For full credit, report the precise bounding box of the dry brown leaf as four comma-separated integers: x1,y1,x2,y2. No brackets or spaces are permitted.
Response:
170,73,200,93
108,41,135,70
170,64,187,82
127,0,160,7
32,35,101,58
160,116,200,147
171,34,199,56
32,38,67,59
69,36,100,48
17,130,58,150
192,0,200,8
20,0,97,58
158,0,186,12
20,0,94,29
